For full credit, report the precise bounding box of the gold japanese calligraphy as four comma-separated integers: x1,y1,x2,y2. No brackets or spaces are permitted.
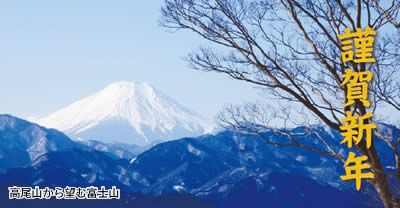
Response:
339,27,377,191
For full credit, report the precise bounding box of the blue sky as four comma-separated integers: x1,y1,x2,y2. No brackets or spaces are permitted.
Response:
0,0,260,119
1,0,398,126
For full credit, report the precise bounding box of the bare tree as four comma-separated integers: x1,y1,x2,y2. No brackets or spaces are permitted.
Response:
160,0,400,207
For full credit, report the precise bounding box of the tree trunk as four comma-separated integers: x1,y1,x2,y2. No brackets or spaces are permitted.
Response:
357,141,398,207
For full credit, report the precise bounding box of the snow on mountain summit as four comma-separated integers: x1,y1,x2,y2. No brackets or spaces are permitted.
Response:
33,81,214,145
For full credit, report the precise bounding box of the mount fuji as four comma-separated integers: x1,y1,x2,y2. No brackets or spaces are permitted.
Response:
32,81,214,145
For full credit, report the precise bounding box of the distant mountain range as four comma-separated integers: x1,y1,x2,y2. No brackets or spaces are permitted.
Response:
0,114,80,171
31,81,214,145
1,114,388,207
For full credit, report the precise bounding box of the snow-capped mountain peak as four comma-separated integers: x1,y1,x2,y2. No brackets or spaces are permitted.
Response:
32,81,214,145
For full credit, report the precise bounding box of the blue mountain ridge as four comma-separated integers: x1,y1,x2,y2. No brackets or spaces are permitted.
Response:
1,114,397,207
77,139,149,160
